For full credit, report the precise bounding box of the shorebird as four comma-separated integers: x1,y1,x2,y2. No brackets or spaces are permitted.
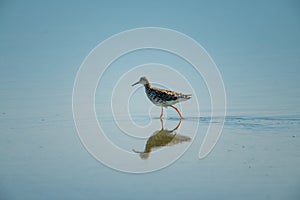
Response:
131,76,191,119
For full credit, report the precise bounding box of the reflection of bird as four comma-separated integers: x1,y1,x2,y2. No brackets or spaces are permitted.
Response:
133,119,191,159
132,76,191,119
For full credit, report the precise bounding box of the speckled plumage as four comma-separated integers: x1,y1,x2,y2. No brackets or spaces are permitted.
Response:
132,76,191,119
145,83,191,107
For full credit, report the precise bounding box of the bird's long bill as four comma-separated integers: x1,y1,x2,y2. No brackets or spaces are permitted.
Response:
131,81,139,86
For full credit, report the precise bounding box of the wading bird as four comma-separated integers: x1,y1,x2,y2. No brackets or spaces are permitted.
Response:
132,76,191,119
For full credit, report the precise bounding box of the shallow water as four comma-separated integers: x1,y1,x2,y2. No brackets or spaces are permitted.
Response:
1,111,299,200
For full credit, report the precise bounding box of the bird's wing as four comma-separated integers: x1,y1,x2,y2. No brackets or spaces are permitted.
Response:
153,87,192,99
151,87,178,101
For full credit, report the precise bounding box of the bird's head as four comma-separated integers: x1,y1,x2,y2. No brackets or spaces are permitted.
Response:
131,76,150,86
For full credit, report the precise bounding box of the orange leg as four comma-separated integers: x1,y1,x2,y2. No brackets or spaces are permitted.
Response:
173,119,182,131
159,107,164,119
170,105,184,119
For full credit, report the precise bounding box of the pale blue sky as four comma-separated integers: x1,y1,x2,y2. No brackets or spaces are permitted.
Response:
1,0,300,117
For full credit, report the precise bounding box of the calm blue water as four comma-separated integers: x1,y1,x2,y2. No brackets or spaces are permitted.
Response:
1,110,300,200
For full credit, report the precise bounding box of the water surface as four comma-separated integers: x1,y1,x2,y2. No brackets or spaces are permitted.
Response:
1,111,299,200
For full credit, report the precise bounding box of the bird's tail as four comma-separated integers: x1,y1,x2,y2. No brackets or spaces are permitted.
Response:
185,94,192,99
180,93,191,100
